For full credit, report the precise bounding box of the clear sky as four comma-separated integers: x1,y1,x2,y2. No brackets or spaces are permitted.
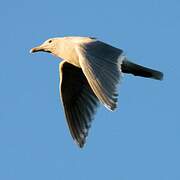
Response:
0,0,179,179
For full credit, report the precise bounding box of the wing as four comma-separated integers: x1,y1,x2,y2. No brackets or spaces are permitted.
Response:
59,61,99,148
76,40,124,110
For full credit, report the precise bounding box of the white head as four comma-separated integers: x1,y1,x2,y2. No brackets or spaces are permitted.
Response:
30,38,63,57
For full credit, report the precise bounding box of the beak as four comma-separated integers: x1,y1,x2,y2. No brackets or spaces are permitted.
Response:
30,45,45,53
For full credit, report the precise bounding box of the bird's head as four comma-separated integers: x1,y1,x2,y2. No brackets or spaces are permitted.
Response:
30,38,61,56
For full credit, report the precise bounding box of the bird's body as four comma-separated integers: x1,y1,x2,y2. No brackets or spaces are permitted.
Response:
53,37,82,67
30,36,163,148
40,37,97,67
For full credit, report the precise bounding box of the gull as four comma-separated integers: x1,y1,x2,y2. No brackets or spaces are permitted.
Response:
30,36,163,148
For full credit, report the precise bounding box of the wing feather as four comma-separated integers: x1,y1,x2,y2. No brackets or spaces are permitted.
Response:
59,61,99,148
76,40,123,110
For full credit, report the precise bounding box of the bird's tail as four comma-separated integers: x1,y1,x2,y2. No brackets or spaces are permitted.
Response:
121,58,163,80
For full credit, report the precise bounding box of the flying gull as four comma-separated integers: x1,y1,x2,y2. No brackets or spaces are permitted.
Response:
30,36,163,148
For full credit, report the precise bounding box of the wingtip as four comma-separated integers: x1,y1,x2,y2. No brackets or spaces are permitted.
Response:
153,71,164,80
104,102,117,111
159,72,164,80
74,139,85,149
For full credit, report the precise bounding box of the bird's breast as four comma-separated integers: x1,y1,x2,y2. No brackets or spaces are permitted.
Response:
59,42,81,68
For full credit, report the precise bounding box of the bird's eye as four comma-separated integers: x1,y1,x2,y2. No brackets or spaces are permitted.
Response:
48,40,52,43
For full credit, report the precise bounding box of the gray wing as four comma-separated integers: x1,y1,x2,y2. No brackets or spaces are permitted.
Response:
76,40,123,110
59,61,99,148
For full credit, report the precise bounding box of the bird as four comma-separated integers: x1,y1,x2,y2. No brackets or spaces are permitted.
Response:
30,36,163,148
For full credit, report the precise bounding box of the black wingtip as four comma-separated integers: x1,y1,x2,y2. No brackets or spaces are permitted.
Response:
75,139,85,148
122,60,164,81
153,71,164,80
73,133,86,148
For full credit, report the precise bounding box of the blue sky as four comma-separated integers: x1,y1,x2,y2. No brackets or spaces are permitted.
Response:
0,0,179,179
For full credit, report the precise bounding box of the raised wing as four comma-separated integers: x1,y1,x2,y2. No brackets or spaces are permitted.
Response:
76,40,123,110
59,61,99,148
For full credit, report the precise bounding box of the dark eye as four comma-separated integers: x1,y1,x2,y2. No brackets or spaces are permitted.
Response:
48,40,52,43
